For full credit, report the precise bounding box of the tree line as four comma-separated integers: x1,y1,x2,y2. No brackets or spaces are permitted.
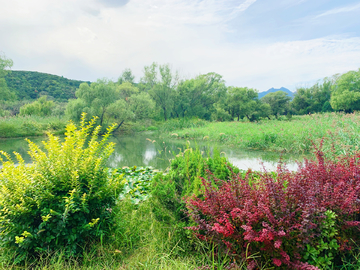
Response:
1,54,360,127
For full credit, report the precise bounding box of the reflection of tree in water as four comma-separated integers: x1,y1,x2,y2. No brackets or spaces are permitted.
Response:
1,134,307,171
108,134,185,170
0,137,45,163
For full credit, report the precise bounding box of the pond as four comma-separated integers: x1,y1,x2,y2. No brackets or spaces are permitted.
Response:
0,133,309,171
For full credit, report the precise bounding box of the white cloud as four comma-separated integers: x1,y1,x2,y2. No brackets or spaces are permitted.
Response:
315,2,360,18
0,0,359,92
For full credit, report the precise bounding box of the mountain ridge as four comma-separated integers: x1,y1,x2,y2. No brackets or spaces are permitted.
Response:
259,87,294,99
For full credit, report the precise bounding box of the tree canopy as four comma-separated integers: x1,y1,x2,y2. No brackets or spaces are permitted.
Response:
330,69,360,112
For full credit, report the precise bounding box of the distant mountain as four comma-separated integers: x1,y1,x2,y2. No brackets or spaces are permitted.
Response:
258,87,294,99
5,70,90,101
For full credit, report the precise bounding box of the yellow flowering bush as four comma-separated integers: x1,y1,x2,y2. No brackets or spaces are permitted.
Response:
0,114,123,262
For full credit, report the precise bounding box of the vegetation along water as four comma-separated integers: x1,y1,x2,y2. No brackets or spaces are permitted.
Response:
1,54,360,269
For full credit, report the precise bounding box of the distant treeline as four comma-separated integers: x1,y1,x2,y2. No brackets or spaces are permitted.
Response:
4,70,89,101
1,53,360,126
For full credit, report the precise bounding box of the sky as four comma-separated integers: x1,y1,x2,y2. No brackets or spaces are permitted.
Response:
1,0,360,92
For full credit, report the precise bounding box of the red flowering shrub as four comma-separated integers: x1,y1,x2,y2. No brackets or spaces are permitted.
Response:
186,149,360,269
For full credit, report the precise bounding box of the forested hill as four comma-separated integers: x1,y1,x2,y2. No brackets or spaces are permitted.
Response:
259,87,294,99
4,70,90,101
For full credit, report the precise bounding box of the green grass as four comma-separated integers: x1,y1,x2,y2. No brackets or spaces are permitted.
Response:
0,115,68,138
0,199,252,270
166,112,360,155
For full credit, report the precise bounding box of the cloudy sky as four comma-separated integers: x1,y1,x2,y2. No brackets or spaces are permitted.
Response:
1,0,360,92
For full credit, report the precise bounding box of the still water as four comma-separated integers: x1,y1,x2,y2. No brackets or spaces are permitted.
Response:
0,133,307,171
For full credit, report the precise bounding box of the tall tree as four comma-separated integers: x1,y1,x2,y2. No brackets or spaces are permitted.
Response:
226,87,258,121
261,91,291,118
144,63,178,121
0,54,16,101
175,73,227,119
118,68,135,84
330,69,360,112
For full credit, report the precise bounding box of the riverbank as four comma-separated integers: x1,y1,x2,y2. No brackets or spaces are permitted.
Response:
0,116,67,138
164,112,360,155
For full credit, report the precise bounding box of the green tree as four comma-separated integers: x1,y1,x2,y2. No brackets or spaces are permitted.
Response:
226,87,258,121
0,54,16,101
118,68,135,84
261,91,291,118
0,54,13,78
66,79,134,131
174,73,227,119
19,96,54,116
330,69,360,112
145,63,178,121
292,79,333,115
118,82,139,101
129,92,156,120
140,62,158,91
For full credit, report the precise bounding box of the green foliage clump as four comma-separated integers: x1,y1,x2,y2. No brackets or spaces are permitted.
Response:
0,114,123,262
158,118,208,133
19,96,54,117
303,210,340,269
151,146,239,223
116,166,155,204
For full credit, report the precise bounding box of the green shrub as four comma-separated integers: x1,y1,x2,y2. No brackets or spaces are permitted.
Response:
0,122,16,137
0,114,124,263
151,146,239,223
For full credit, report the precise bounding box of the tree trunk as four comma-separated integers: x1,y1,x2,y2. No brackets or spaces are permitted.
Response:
113,120,125,133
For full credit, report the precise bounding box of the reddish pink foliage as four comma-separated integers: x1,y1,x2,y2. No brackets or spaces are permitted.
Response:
186,149,360,269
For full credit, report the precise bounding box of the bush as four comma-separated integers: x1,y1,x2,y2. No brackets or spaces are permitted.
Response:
0,122,16,137
186,147,360,269
158,118,208,133
151,146,239,223
0,114,124,263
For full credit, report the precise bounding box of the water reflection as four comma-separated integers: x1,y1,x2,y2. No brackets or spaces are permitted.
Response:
0,133,308,171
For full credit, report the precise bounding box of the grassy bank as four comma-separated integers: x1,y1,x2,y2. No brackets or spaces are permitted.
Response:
165,112,360,155
0,116,67,138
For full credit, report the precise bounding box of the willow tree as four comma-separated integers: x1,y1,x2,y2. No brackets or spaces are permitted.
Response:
66,79,134,132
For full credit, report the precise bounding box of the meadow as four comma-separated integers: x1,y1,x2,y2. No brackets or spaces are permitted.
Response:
166,112,360,156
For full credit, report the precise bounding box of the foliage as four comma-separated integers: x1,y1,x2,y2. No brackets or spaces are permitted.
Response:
186,148,360,269
158,117,208,133
147,63,178,121
0,115,67,138
0,115,123,262
292,79,333,115
169,112,360,155
4,71,87,101
0,54,16,102
174,73,227,120
226,87,259,121
261,91,291,118
115,166,155,204
303,210,340,269
117,68,135,84
19,96,55,117
330,69,360,112
66,80,135,132
129,92,155,120
151,146,239,223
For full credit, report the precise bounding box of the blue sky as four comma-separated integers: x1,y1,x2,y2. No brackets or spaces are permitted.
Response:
1,0,360,92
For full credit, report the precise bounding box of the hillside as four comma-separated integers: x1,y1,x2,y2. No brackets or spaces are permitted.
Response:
259,87,294,99
4,70,90,101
